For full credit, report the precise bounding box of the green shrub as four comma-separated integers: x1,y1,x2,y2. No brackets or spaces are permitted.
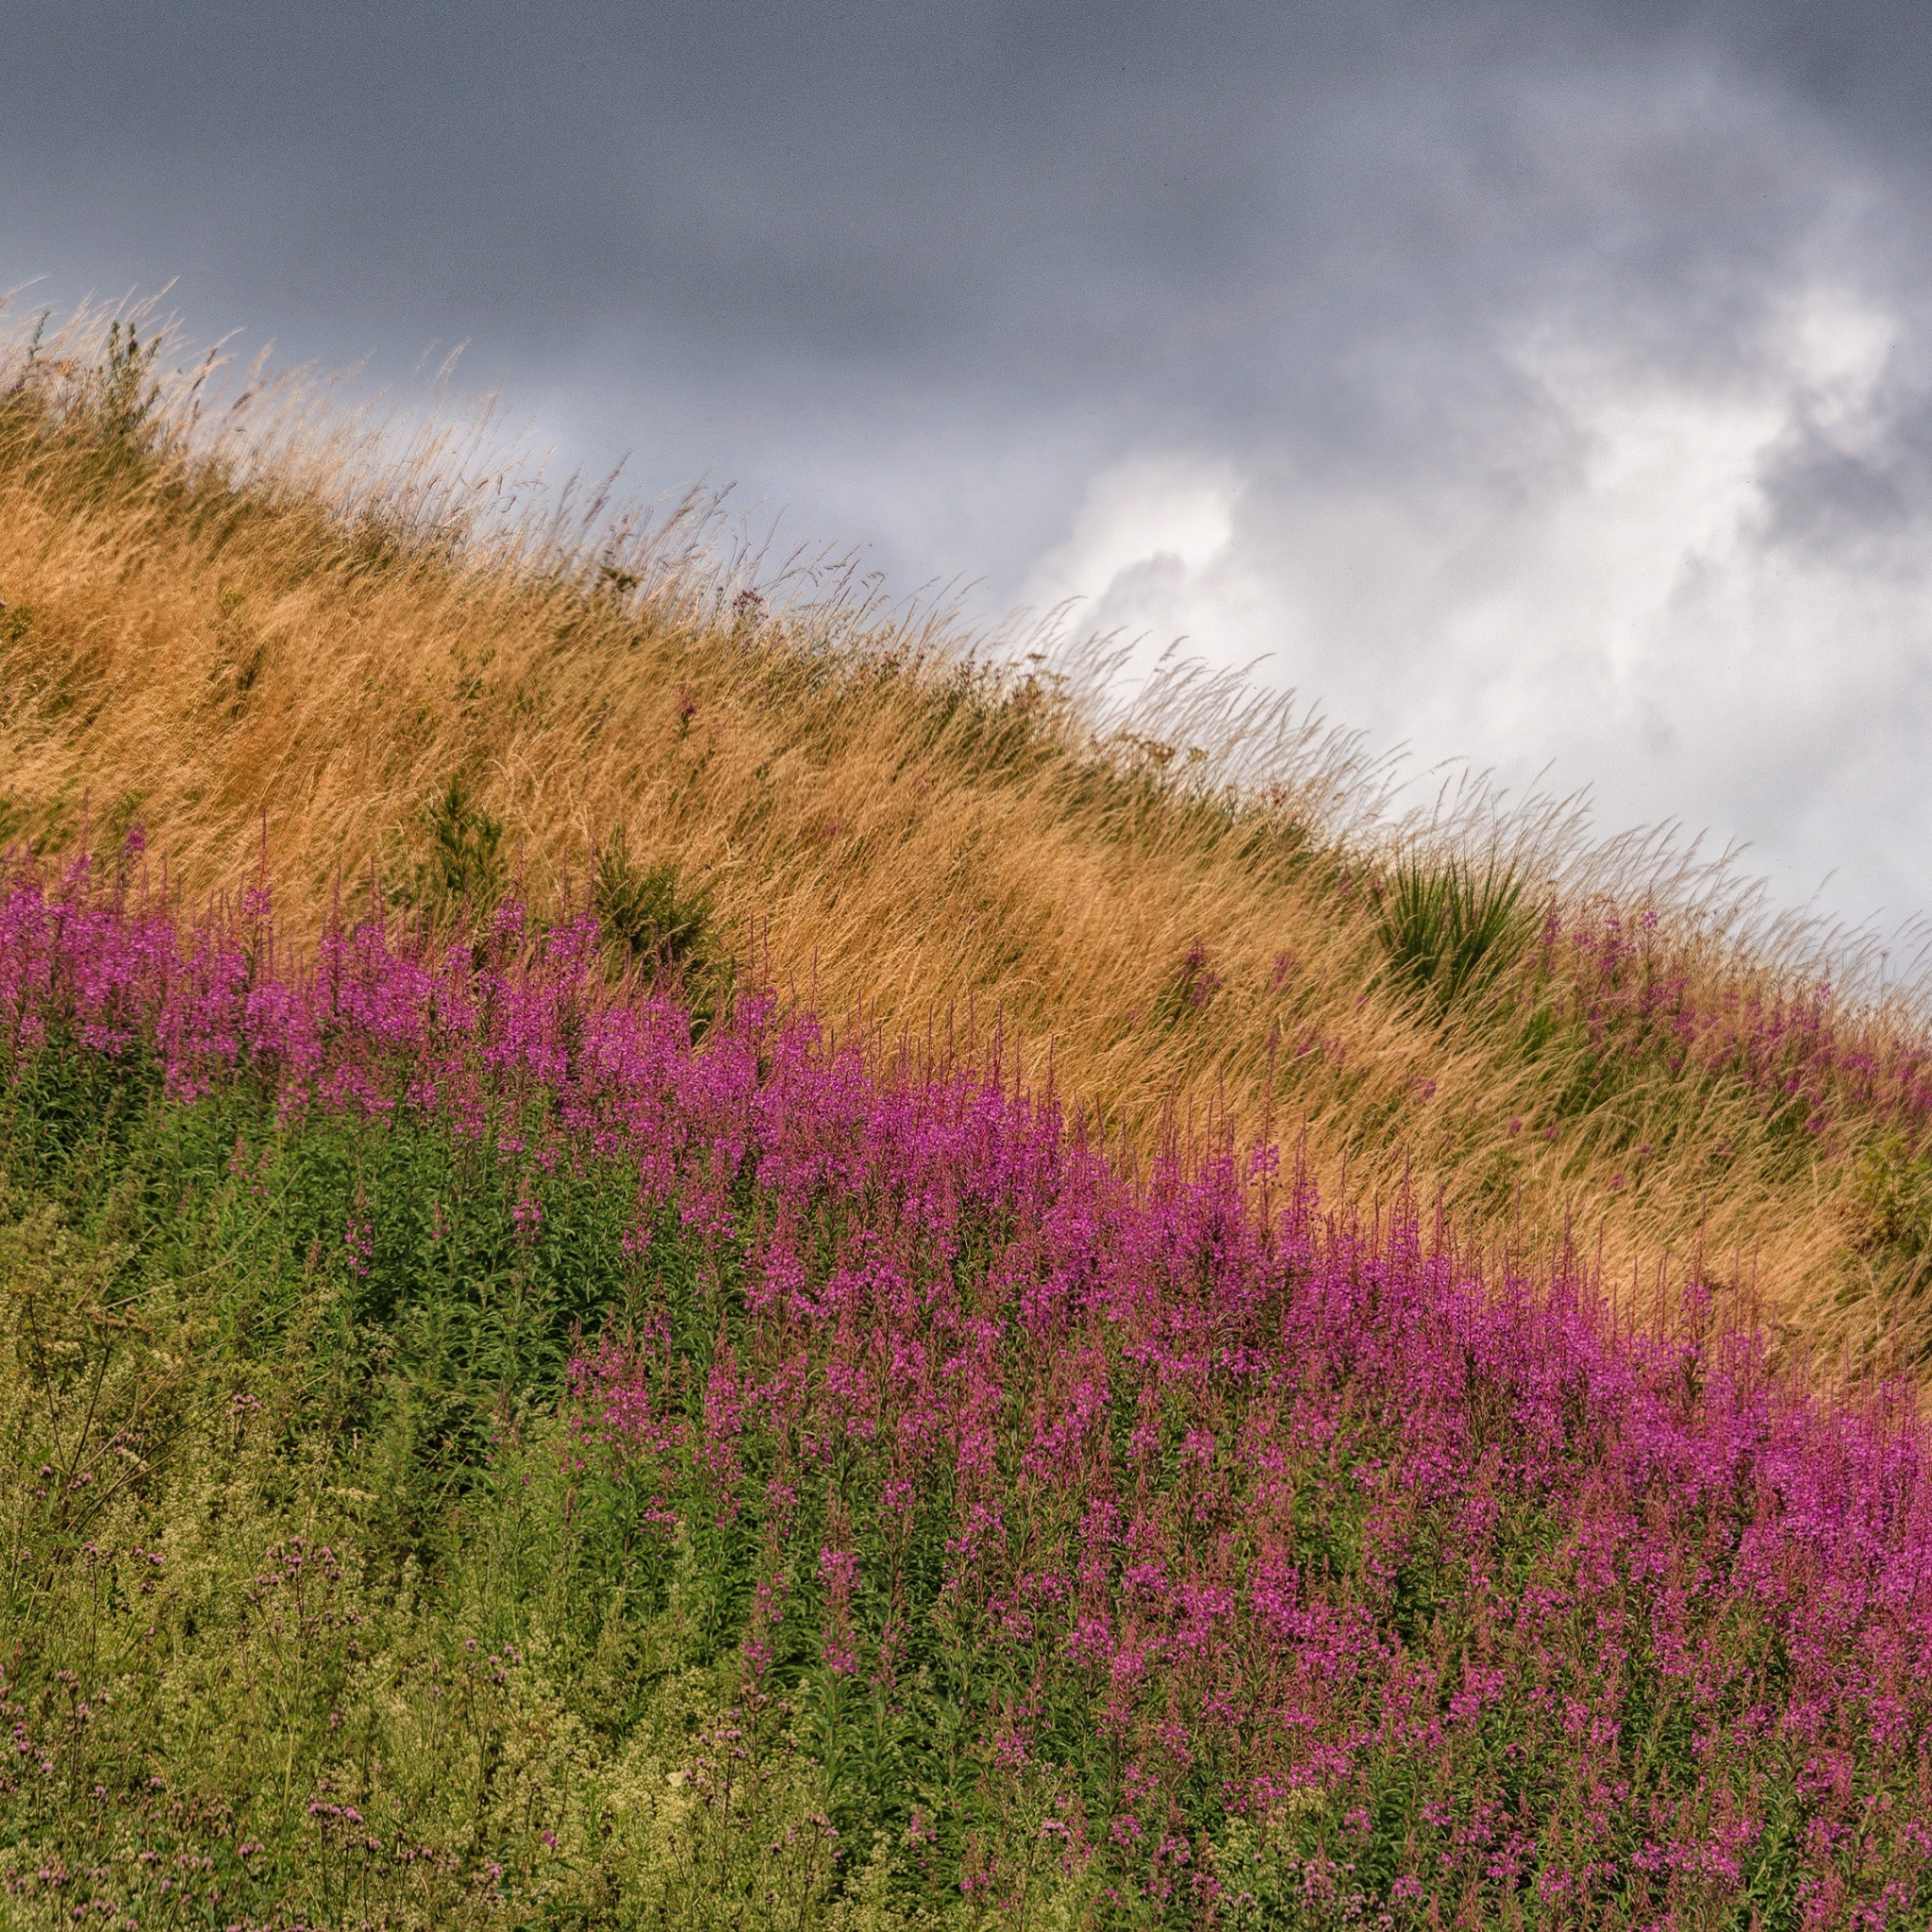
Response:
591,834,734,1038
593,831,710,977
419,773,508,923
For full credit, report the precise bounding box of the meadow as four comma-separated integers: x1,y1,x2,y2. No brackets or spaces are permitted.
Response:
4,305,1932,1926
9,304,1932,1359
3,858,1931,1927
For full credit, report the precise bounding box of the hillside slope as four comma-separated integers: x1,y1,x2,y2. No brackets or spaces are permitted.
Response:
4,309,1932,1360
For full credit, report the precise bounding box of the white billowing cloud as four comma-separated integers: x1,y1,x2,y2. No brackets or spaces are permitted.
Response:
1024,282,1932,930
1019,454,1248,671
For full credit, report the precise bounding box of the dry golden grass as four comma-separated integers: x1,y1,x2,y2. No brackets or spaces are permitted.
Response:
5,298,1932,1367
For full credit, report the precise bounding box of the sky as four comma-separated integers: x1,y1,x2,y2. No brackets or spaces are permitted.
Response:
8,1,1932,936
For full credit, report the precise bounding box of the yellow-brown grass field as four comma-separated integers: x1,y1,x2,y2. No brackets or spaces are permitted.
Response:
6,298,1931,1368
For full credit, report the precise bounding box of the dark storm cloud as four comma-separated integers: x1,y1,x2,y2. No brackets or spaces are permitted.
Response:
11,3,1885,367
7,8,1924,432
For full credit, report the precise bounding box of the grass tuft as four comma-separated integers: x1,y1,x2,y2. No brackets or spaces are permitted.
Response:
593,829,712,979
1374,853,1538,1012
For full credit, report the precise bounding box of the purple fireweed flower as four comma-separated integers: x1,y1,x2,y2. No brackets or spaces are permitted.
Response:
9,861,1932,1913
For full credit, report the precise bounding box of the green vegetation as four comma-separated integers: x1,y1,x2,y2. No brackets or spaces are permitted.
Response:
6,890,1929,1927
415,774,509,921
593,830,713,981
1373,854,1537,1012
0,1058,877,1930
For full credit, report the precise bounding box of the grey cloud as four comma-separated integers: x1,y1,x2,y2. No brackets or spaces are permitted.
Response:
1757,378,1932,562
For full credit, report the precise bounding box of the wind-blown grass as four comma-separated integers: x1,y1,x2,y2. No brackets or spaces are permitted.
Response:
3,863,1932,1925
12,301,1932,1362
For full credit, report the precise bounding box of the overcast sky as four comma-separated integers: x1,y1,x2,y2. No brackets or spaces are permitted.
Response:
10,2,1932,934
